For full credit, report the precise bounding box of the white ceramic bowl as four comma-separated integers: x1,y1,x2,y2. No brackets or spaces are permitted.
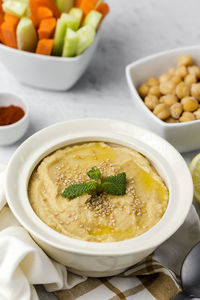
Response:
5,119,193,277
126,45,200,153
0,35,99,91
0,93,29,146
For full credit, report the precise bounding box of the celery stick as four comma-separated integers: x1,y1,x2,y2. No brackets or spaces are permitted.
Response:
56,0,74,13
62,28,78,57
53,14,79,56
82,10,102,31
76,25,95,55
69,7,83,29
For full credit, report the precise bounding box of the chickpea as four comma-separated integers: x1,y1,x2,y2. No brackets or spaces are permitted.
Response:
184,74,197,85
165,117,178,123
144,95,159,110
178,55,193,67
170,103,183,119
194,108,200,120
153,103,170,120
188,65,200,78
160,81,176,95
171,75,182,84
138,83,149,98
168,68,176,76
179,112,195,122
160,94,178,106
175,82,190,99
191,83,200,100
176,66,188,78
149,86,161,98
159,73,171,83
181,97,198,112
146,77,159,86
159,97,164,103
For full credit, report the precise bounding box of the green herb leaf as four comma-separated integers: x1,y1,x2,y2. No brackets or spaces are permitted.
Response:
87,166,101,180
61,181,98,199
61,167,127,200
102,172,126,195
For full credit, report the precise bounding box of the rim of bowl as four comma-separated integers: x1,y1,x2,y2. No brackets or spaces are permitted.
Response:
5,118,193,256
0,92,29,130
126,44,200,128
0,33,99,62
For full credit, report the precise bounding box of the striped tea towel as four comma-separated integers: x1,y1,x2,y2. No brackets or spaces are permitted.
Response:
54,203,200,300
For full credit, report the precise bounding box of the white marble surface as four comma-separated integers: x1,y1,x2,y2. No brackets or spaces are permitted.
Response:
0,0,200,164
1,0,200,298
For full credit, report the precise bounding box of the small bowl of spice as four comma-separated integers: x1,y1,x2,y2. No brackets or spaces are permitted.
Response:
0,93,29,146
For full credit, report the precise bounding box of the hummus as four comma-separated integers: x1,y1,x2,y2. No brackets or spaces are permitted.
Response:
28,142,169,242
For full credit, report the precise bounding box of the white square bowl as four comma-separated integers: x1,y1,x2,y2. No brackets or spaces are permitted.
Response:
126,45,200,153
0,35,99,91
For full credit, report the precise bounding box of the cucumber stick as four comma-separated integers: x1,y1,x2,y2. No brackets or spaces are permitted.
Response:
3,0,28,17
17,17,37,52
82,10,102,31
56,0,74,13
53,13,80,56
62,28,78,57
2,0,31,17
76,25,95,55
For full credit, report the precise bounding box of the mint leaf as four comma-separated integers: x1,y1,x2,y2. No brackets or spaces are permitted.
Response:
102,172,126,195
61,167,127,200
87,166,101,180
61,182,98,199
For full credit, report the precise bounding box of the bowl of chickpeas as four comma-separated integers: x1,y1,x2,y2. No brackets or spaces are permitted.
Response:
126,46,200,152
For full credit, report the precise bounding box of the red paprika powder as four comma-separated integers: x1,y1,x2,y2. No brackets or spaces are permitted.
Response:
0,105,25,126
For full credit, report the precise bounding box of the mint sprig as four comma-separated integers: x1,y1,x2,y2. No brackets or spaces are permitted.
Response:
61,182,97,199
102,173,126,195
61,166,126,199
87,166,101,180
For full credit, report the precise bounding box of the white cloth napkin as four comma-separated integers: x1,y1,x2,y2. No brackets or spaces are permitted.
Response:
1,164,200,300
0,165,86,300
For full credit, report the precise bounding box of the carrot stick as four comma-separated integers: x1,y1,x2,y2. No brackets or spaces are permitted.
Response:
4,13,19,27
75,0,98,16
0,13,3,26
1,19,19,48
0,0,3,15
96,2,109,22
38,17,56,39
30,15,37,28
37,6,53,23
75,0,82,7
36,38,53,55
0,1,4,42
30,0,60,24
0,2,3,25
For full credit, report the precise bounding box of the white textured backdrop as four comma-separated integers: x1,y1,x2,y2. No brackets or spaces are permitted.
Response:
0,0,200,298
